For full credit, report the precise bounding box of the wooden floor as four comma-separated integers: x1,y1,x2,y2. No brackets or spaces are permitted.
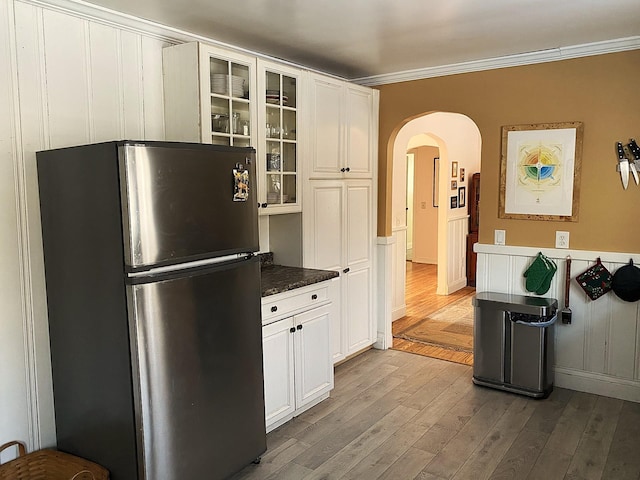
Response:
392,262,475,365
232,348,640,480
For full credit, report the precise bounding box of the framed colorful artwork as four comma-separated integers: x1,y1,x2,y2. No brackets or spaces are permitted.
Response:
499,122,583,221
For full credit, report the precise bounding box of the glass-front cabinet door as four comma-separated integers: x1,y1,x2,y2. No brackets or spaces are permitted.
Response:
163,42,257,150
206,55,253,147
257,60,302,214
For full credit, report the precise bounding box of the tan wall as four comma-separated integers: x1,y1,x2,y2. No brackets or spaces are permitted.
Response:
376,50,640,253
410,146,439,263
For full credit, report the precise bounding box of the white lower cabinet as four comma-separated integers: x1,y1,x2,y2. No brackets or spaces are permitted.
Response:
303,179,375,363
262,288,334,432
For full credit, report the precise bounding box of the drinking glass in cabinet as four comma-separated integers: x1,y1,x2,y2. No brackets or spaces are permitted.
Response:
266,108,280,138
282,110,296,140
266,174,281,204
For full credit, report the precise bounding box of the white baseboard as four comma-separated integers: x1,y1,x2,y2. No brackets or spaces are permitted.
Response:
555,367,640,403
448,278,468,294
392,305,406,321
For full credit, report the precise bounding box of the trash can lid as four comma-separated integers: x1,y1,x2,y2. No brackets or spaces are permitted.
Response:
472,291,557,316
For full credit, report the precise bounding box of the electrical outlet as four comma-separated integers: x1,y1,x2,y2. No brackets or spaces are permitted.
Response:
556,231,570,249
494,229,506,245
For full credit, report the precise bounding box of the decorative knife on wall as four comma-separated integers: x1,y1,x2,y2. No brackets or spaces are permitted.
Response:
623,143,639,185
616,141,629,189
627,139,640,184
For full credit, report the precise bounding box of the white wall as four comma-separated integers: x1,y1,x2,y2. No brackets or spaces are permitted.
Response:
476,244,640,402
1,0,170,453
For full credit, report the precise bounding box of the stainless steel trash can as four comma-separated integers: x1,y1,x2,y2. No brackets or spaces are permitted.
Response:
472,292,558,398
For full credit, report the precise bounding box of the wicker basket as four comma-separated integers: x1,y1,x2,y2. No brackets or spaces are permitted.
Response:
0,441,109,480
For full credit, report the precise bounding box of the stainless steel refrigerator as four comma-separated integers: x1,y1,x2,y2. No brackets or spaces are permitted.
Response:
37,140,266,480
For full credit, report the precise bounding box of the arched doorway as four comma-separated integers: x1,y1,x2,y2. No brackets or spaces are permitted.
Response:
384,112,481,348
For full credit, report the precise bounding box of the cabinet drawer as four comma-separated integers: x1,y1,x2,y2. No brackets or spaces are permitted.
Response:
262,283,329,324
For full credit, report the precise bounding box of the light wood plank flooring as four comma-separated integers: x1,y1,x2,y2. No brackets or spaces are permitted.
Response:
232,348,640,480
393,262,475,365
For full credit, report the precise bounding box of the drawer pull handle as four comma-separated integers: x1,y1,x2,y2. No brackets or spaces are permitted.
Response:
311,294,318,300
296,324,303,330
289,327,296,333
271,306,277,312
343,267,350,274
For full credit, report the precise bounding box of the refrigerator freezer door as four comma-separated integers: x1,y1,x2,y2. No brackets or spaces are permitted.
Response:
127,256,265,480
120,143,259,270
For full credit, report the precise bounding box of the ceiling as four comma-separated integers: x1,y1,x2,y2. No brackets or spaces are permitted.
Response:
84,0,640,82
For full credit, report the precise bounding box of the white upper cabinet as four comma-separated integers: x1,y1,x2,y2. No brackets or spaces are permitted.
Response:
256,60,302,214
163,42,257,148
307,73,377,179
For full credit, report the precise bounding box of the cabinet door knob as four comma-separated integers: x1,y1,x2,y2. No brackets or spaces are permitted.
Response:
271,306,278,312
290,327,296,333
296,324,303,330
340,167,346,172
257,202,261,208
343,267,350,274
311,294,318,300
345,167,350,172
262,203,268,208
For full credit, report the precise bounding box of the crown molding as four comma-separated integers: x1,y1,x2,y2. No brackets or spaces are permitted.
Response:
352,36,640,86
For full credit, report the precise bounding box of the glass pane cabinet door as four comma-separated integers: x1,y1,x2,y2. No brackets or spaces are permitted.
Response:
260,65,299,212
208,57,252,147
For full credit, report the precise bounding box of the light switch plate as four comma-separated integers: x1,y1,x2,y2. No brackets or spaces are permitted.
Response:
556,231,570,249
494,229,506,245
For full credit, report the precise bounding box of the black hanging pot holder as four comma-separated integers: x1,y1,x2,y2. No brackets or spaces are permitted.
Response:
611,259,640,302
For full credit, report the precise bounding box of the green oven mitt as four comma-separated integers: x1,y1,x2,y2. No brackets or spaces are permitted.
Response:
524,253,557,295
536,256,557,295
524,253,549,293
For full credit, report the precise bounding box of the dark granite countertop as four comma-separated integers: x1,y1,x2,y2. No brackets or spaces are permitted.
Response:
259,253,339,297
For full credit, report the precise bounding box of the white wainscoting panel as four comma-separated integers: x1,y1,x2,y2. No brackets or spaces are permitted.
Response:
391,228,406,321
476,243,640,402
447,215,468,293
375,236,394,349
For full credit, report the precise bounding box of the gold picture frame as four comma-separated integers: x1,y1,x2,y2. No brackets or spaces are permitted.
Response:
499,122,583,221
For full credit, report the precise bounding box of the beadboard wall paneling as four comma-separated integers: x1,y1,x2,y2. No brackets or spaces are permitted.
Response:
391,227,406,321
476,244,640,402
447,215,468,292
2,0,173,450
0,0,33,452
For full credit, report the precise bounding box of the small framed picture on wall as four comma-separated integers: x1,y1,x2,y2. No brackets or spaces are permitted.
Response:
450,196,458,209
460,168,465,182
458,186,466,208
451,161,458,177
451,180,457,190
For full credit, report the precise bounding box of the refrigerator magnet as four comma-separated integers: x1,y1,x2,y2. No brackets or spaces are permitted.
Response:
233,168,249,202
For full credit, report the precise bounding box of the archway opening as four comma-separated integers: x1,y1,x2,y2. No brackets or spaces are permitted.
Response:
385,111,482,363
